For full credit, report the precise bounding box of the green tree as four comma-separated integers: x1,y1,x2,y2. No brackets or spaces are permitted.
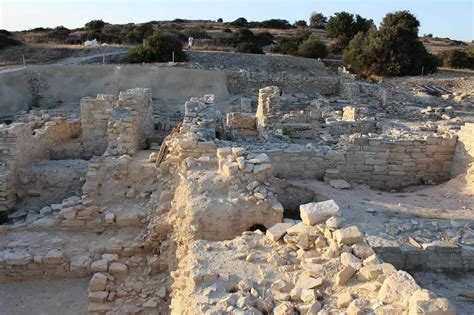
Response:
326,12,373,39
85,20,105,32
230,17,248,28
309,12,327,29
124,31,187,63
297,37,328,59
294,20,308,28
343,11,438,77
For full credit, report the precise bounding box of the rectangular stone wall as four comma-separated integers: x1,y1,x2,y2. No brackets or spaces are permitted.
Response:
80,95,115,158
259,135,457,190
0,119,81,212
451,123,474,178
226,71,340,97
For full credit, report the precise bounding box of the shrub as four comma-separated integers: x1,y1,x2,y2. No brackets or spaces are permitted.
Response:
124,31,187,63
294,20,307,28
465,47,474,58
0,35,22,50
438,49,474,69
309,12,327,29
259,19,292,29
254,32,274,47
271,30,311,55
222,28,232,33
122,22,156,44
237,42,263,54
217,18,223,23
85,20,105,32
343,11,438,77
0,29,12,37
230,17,248,28
297,37,328,59
183,27,209,39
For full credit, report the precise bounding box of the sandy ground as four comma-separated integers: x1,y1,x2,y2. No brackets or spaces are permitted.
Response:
291,175,474,223
0,277,90,315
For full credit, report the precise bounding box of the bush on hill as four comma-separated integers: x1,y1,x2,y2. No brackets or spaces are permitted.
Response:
124,31,187,63
297,37,328,59
343,11,438,77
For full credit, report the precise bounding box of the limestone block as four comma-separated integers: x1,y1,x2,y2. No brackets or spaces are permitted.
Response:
109,262,128,275
335,266,356,286
351,242,375,259
267,223,294,241
88,291,109,303
89,273,108,292
299,200,341,226
43,249,67,264
295,275,324,289
378,270,420,308
340,252,362,270
409,289,455,315
70,255,92,272
334,226,364,245
337,292,353,308
91,259,108,272
5,251,32,265
116,213,141,227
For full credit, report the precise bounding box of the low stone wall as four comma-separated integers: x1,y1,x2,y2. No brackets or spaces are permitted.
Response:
368,236,474,271
451,123,474,178
0,118,81,213
257,134,457,189
227,71,339,97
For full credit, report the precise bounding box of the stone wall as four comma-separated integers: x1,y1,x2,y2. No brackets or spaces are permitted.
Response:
0,119,81,213
105,110,140,157
256,134,457,190
368,236,474,271
227,71,339,97
451,123,474,178
80,88,154,158
80,95,115,158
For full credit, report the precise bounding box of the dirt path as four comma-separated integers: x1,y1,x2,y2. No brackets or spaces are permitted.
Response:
0,277,90,315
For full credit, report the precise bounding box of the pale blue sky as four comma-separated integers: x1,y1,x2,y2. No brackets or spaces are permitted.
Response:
0,0,472,40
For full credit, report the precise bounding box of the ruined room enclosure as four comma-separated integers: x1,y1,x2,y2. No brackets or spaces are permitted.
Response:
0,63,472,314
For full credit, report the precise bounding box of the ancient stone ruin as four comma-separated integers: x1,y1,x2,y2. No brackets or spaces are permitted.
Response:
0,58,472,314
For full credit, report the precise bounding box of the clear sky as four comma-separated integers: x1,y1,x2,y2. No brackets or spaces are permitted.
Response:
0,0,473,40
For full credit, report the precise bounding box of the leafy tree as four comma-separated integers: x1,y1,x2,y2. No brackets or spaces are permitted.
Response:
259,19,292,29
217,18,223,23
343,11,438,77
326,12,373,39
124,31,187,63
309,12,327,29
230,17,248,28
329,35,350,54
294,20,307,28
85,20,105,32
297,37,328,59
438,49,473,69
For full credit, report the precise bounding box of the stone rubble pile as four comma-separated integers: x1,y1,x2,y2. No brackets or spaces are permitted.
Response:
170,200,456,315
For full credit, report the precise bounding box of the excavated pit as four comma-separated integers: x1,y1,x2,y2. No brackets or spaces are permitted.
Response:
0,61,472,314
